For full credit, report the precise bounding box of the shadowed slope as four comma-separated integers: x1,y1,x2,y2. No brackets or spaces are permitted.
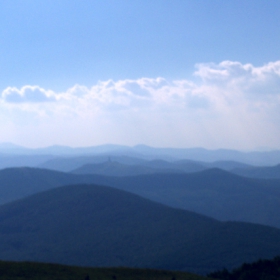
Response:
79,169,280,228
0,184,280,274
0,167,280,229
0,167,87,204
0,260,208,280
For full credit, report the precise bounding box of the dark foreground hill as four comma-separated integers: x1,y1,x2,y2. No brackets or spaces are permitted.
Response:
0,261,207,280
1,184,280,275
1,167,280,229
208,256,280,280
76,169,280,229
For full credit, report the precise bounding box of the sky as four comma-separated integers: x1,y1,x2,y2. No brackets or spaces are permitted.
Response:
0,0,280,150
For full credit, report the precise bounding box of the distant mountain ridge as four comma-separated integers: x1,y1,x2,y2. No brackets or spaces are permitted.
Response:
71,160,194,176
0,143,280,165
71,159,253,176
232,164,280,179
0,155,54,169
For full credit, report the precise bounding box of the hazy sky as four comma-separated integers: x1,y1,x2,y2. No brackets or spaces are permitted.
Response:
1,1,280,150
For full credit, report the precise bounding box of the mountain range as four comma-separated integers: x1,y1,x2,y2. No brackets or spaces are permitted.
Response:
1,184,280,275
0,143,280,276
0,167,279,229
1,143,280,165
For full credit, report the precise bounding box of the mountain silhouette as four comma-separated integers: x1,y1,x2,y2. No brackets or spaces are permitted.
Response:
1,184,280,274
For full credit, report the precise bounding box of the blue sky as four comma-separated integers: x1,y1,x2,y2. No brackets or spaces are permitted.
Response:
1,1,280,150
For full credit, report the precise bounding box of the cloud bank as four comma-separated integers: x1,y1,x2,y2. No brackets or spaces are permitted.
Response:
2,86,56,103
1,61,280,149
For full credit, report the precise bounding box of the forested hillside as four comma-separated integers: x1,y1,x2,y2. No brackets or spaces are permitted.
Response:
0,260,208,280
0,184,280,274
208,256,280,280
0,167,280,228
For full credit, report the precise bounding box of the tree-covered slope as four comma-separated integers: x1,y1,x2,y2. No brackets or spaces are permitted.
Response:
0,184,280,274
78,169,280,228
0,260,208,280
0,167,280,229
0,167,87,204
208,256,280,280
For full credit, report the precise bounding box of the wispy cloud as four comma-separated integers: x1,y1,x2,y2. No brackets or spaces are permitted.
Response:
1,61,280,149
2,85,56,103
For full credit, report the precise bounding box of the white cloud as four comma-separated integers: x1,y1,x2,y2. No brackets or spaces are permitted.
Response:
194,60,280,98
1,61,280,149
2,85,56,103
